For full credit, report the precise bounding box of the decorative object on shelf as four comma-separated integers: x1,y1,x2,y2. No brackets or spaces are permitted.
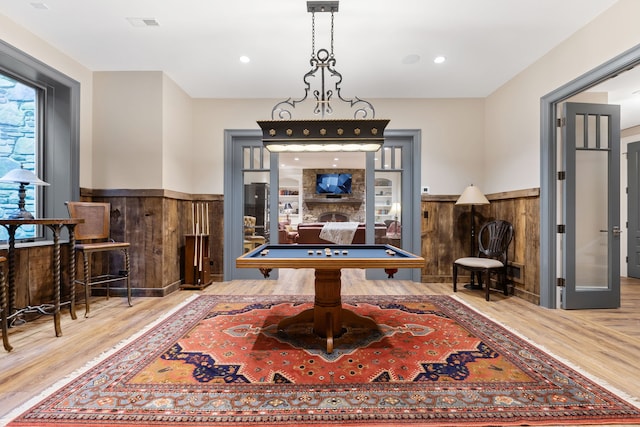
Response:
283,202,293,224
455,184,490,289
257,1,389,152
0,165,49,219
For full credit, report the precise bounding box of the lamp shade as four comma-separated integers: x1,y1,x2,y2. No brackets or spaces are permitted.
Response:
389,202,401,218
0,167,49,186
0,166,49,219
455,184,489,206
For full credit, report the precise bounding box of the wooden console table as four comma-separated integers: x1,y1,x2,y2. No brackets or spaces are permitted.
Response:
0,218,83,352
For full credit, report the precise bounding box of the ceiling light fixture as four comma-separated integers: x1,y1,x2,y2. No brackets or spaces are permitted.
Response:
258,1,389,153
434,56,446,64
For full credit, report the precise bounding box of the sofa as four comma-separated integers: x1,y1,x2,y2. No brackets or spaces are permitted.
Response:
294,222,387,244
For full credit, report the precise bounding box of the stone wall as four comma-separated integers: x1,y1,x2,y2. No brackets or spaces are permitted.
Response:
0,75,37,239
301,168,366,222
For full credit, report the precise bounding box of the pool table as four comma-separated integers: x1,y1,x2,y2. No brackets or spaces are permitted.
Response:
236,244,424,353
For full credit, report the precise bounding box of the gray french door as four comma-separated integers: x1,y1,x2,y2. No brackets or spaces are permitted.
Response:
628,141,640,278
223,130,276,280
366,130,421,281
561,102,620,309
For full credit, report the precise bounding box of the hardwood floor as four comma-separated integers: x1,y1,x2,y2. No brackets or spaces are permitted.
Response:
1,271,639,425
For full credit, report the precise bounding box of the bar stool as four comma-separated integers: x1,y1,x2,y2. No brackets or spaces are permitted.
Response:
66,202,131,317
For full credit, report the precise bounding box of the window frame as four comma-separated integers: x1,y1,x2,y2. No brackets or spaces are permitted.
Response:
0,39,80,240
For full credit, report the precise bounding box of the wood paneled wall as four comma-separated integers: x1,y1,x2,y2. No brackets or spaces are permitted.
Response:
421,188,540,304
0,244,73,312
5,188,540,308
79,189,225,296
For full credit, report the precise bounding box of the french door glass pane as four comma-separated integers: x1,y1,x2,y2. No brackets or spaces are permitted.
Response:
575,149,608,288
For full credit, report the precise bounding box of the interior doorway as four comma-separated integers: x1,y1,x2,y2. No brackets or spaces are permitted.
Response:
541,44,640,309
224,129,422,282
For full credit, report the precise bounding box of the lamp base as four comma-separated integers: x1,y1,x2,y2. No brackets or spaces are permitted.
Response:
6,208,34,220
463,283,483,291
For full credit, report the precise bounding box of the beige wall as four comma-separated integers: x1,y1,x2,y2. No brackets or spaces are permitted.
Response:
484,0,640,194
191,98,485,195
93,71,163,189
162,74,194,193
3,0,640,196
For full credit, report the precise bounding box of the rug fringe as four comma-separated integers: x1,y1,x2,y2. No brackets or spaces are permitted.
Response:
450,294,640,411
2,293,201,425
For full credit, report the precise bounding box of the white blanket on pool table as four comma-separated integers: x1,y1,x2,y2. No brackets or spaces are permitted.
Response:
319,222,359,244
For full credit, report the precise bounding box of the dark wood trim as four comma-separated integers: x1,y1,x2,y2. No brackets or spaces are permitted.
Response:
422,187,540,202
80,188,223,201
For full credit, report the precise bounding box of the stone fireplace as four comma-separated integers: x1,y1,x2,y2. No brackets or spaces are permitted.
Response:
301,168,365,222
318,212,349,222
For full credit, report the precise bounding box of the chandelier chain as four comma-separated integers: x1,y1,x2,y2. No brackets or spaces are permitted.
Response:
311,11,316,59
330,10,335,57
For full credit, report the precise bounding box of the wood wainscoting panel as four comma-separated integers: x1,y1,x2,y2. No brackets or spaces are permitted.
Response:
421,189,540,303
80,189,224,298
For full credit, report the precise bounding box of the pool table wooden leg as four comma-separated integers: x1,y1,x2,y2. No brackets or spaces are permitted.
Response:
277,307,314,331
277,268,378,354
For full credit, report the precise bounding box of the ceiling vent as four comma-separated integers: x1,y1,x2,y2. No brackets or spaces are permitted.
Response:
126,17,160,27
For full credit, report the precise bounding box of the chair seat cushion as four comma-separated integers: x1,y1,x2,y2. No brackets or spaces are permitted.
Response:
455,257,504,269
76,241,130,252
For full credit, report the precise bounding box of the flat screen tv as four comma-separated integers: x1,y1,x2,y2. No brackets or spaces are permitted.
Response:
316,173,352,195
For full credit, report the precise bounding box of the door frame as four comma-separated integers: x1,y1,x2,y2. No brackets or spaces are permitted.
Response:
224,129,422,281
540,43,640,309
628,141,640,278
366,129,422,281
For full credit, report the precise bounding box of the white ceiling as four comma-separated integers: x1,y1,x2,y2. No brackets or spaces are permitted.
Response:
0,0,620,97
2,0,638,128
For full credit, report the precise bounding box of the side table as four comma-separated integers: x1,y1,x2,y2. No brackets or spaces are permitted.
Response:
0,218,83,352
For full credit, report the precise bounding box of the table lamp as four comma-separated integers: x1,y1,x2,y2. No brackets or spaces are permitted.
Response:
283,202,293,224
388,202,402,238
0,166,49,219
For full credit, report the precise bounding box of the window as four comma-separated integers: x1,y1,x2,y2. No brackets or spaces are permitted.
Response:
0,39,80,241
0,73,39,240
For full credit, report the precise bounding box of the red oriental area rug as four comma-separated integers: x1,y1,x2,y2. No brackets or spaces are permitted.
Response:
8,295,640,426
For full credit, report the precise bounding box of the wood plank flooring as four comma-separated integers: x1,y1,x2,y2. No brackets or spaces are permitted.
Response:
1,271,639,426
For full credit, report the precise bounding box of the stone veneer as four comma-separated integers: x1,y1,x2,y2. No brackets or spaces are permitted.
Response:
301,168,365,222
0,75,37,240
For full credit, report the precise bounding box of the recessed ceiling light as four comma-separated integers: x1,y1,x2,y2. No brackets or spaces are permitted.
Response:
434,56,446,64
240,56,251,64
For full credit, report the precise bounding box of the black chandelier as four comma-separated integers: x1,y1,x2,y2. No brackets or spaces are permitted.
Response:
258,1,389,152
